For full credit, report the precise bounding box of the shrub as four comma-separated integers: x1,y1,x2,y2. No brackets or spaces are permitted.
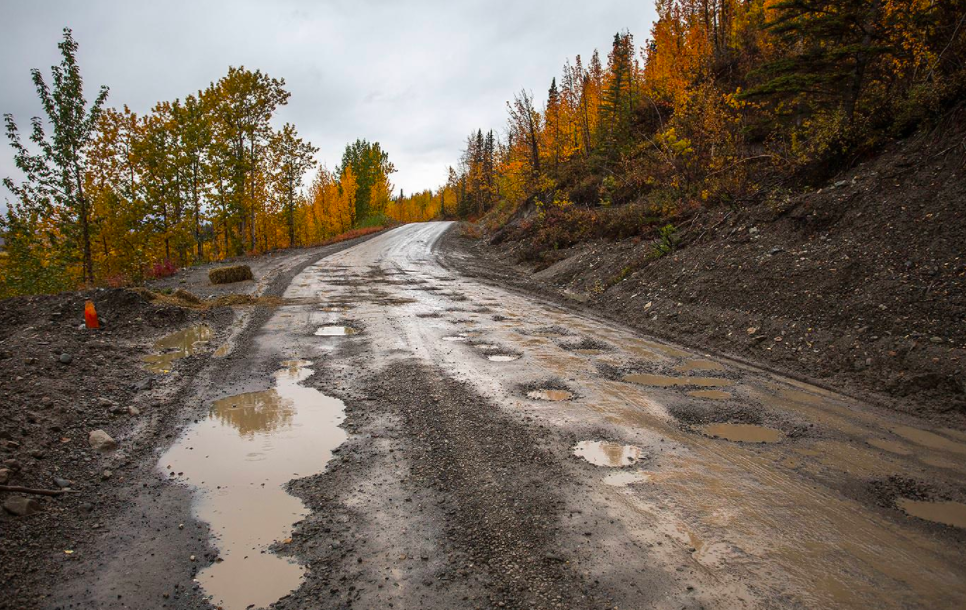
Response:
209,265,254,285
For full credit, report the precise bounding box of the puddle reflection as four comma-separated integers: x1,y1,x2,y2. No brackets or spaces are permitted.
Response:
143,325,212,373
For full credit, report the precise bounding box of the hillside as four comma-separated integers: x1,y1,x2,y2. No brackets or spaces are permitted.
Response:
446,111,966,425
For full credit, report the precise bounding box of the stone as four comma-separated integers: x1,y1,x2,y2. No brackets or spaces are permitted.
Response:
88,429,117,453
3,496,41,516
0,468,9,484
127,406,140,416
59,353,73,364
53,477,71,489
134,378,154,392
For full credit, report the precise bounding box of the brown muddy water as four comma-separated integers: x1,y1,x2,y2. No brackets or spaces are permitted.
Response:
573,441,643,467
623,373,734,388
315,326,357,336
526,389,573,401
700,423,783,443
161,361,346,610
143,325,212,373
897,498,966,529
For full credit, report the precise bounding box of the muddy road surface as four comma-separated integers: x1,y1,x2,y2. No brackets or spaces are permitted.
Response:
50,222,966,609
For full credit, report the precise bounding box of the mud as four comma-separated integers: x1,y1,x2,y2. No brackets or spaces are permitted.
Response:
143,324,212,373
699,423,784,443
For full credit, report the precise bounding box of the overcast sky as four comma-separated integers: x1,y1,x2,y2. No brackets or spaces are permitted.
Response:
1,0,656,204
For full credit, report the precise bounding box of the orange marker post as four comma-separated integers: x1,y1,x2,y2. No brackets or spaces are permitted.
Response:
84,300,100,329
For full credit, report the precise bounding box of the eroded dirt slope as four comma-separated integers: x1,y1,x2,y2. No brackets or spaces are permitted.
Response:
449,118,966,425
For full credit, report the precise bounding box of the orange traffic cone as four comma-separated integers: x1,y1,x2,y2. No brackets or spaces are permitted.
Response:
84,300,100,329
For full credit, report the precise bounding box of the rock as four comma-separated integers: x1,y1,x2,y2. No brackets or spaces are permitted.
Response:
929,336,943,344
88,430,117,453
110,405,127,415
134,378,154,392
53,477,71,489
769,247,783,255
102,469,113,480
834,180,848,187
127,406,140,416
4,459,22,471
29,449,45,459
59,353,73,364
79,502,94,514
0,468,9,484
3,496,41,516
748,227,759,235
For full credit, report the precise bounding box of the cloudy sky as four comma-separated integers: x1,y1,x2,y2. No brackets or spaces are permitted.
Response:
1,0,656,202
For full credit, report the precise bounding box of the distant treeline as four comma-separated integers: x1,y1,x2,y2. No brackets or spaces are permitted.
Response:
0,29,440,296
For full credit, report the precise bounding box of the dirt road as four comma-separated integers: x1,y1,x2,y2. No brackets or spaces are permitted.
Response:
49,222,966,609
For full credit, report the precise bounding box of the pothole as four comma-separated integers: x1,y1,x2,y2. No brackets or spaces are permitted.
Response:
674,359,725,372
160,360,346,610
891,425,966,455
573,441,643,467
487,354,521,362
315,326,357,336
700,423,783,443
442,335,468,342
526,389,573,401
687,390,732,400
143,325,212,373
867,438,914,455
897,498,966,529
624,373,734,388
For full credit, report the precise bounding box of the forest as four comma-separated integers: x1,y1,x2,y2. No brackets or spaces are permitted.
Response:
3,0,965,295
0,31,440,296
443,0,966,257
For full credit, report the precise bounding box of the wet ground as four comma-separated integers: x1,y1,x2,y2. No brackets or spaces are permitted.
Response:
48,222,966,609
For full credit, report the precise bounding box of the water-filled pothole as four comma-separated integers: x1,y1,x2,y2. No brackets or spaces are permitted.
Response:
897,498,966,529
687,390,732,400
143,325,212,373
624,373,734,388
700,423,783,443
488,354,521,362
315,326,357,336
675,359,725,373
573,441,643,467
891,425,966,454
442,335,467,342
160,360,346,610
527,389,573,401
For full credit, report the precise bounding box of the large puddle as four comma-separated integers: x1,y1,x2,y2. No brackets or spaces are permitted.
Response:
891,425,966,455
700,423,783,443
143,325,212,373
897,498,966,529
573,441,643,467
161,361,346,610
623,373,734,388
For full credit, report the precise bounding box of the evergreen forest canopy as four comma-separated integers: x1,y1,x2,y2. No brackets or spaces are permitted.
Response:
3,0,966,296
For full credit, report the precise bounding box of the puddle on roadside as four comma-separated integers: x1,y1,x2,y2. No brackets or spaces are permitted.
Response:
604,470,651,487
526,389,573,401
160,360,346,610
700,423,783,443
891,425,966,455
897,498,966,529
472,343,500,350
143,325,212,373
918,454,962,470
687,390,732,400
624,373,734,388
675,360,725,373
315,326,357,336
442,335,467,342
573,440,643,467
487,354,520,362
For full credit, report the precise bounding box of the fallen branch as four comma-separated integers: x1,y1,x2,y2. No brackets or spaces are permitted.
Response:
0,485,79,496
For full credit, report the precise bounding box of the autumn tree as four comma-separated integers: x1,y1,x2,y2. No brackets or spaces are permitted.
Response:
270,123,317,247
3,27,109,285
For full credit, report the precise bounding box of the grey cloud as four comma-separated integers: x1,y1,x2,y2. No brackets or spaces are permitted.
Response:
1,0,655,203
